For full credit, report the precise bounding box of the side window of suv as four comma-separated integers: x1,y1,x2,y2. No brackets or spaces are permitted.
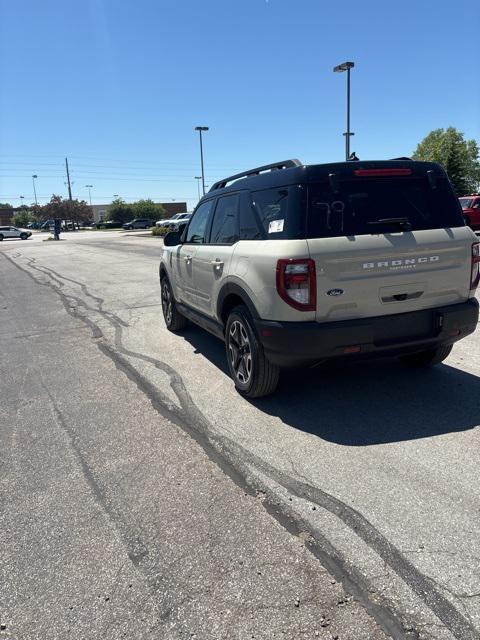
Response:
185,200,214,243
239,192,263,240
251,188,289,237
209,194,239,244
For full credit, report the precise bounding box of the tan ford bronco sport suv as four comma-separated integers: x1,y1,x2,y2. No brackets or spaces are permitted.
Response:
159,159,479,397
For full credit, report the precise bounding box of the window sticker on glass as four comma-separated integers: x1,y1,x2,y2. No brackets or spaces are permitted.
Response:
268,219,284,233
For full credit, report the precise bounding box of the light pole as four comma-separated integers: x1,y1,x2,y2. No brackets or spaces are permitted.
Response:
32,175,38,206
20,195,25,209
85,184,93,205
333,61,355,160
194,176,202,200
194,126,209,195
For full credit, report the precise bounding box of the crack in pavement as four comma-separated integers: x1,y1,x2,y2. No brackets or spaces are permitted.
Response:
4,251,480,640
42,384,151,568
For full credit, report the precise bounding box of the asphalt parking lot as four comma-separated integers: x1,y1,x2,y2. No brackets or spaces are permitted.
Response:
1,230,479,640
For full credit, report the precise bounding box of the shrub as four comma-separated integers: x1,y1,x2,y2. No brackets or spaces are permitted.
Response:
151,226,167,236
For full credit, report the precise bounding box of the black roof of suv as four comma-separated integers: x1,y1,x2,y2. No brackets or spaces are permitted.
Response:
205,158,449,197
192,158,464,240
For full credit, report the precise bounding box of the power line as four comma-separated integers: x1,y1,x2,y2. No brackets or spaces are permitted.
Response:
0,194,198,200
0,174,220,182
0,154,244,170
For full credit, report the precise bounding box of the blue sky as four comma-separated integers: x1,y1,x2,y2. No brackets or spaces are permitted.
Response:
1,0,479,208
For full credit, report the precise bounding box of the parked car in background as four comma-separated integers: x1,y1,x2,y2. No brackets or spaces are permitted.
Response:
156,213,191,229
155,213,182,228
459,195,480,230
40,219,77,231
0,225,32,241
122,218,153,230
168,213,191,230
27,221,41,229
96,220,123,229
40,219,54,231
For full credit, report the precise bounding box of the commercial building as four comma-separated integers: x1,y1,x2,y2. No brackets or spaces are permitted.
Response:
0,208,16,225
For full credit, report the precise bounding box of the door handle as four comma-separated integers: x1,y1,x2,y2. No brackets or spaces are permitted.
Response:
184,255,192,262
210,260,224,266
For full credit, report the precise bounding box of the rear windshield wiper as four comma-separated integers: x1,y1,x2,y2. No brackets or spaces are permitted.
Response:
367,217,412,230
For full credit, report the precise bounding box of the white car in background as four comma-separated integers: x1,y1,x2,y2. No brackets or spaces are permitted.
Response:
156,213,191,229
0,225,32,241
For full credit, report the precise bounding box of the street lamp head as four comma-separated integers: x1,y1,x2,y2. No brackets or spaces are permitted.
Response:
333,61,354,73
194,176,202,180
32,174,38,178
195,126,209,131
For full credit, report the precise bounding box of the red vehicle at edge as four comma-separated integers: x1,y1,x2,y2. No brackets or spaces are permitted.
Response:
460,195,480,230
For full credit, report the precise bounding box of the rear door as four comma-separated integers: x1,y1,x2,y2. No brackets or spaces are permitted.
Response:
305,168,475,322
171,200,214,307
194,193,240,317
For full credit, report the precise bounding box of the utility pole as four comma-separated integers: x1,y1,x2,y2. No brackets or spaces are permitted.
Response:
65,157,76,230
65,157,73,200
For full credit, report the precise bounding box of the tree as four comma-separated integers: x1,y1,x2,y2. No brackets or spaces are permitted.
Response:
12,210,32,227
62,198,93,226
40,195,93,228
106,198,135,223
132,198,166,221
29,203,44,221
413,127,480,195
0,202,13,209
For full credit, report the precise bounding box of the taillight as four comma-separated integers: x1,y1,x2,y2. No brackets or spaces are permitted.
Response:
354,168,412,177
470,242,480,291
276,259,316,311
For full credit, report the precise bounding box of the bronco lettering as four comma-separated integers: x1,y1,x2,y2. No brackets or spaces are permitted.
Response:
363,256,440,269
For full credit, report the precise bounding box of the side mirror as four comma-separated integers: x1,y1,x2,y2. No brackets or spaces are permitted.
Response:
164,230,182,246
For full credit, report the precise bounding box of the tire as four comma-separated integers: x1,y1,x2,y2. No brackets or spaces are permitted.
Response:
161,276,188,331
20,233,28,240
400,344,453,368
225,305,280,398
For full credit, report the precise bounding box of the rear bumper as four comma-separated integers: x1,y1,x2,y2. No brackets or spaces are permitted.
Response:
254,299,479,367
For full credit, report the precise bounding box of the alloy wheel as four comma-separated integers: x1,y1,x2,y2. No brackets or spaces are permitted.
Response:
161,281,173,326
228,320,252,385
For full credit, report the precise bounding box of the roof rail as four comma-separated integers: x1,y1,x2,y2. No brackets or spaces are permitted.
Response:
209,159,302,192
390,156,412,161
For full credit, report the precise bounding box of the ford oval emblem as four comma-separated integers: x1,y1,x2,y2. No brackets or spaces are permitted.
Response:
327,288,344,296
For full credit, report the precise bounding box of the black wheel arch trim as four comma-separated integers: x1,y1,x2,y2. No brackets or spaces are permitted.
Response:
217,282,260,324
159,263,168,280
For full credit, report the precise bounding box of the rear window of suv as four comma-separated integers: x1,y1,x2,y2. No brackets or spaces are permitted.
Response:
306,175,465,238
